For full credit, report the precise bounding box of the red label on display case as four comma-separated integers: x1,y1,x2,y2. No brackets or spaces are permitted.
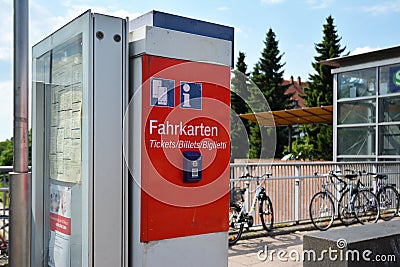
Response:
140,55,230,241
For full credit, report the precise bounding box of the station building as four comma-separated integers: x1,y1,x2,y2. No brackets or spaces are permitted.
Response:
322,46,400,162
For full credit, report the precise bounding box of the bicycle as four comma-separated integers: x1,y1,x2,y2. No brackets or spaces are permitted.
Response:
0,213,8,258
229,171,273,246
310,170,380,231
367,172,400,221
309,170,346,231
337,169,380,226
0,223,8,257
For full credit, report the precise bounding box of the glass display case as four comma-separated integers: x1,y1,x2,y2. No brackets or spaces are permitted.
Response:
32,11,127,266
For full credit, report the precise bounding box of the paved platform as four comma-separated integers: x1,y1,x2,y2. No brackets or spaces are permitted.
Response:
228,218,400,266
229,229,306,266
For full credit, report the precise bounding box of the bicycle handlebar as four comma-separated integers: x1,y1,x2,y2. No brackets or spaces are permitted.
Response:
344,169,364,176
324,170,347,193
239,172,272,179
366,172,388,180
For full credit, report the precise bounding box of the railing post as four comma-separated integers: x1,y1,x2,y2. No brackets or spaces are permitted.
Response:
294,165,300,224
372,162,378,195
245,181,250,214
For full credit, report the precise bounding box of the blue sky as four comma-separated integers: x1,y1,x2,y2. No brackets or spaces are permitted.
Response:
0,0,399,141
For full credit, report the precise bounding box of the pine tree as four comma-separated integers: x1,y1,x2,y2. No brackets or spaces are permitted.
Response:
230,52,251,160
249,28,292,158
295,15,346,160
231,52,250,116
306,15,346,107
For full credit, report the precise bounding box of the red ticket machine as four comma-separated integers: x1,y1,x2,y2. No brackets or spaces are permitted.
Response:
128,11,233,267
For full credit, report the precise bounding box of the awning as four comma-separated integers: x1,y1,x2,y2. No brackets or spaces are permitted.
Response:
239,105,333,127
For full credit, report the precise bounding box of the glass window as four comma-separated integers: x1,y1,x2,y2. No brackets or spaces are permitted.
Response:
379,125,400,155
338,68,376,99
378,158,399,161
379,64,400,95
337,99,376,124
43,34,85,267
337,127,376,155
379,96,400,122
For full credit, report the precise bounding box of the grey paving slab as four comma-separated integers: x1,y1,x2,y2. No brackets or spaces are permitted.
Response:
229,232,306,266
228,218,400,266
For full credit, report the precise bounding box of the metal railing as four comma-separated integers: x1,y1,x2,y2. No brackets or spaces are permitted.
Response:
0,166,10,257
1,162,399,249
230,161,400,227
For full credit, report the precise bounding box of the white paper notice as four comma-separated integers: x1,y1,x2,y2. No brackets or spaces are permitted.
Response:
49,53,82,183
48,184,72,267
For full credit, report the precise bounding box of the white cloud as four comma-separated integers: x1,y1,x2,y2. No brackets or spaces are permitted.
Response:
305,0,333,9
0,47,12,61
30,1,141,45
350,46,380,55
218,6,230,11
261,0,286,5
0,0,12,62
0,80,13,141
361,2,400,16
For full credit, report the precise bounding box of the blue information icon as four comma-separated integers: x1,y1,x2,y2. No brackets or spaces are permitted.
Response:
150,78,175,107
180,82,202,110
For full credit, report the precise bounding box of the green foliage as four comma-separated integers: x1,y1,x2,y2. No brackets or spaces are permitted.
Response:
296,15,346,160
286,138,315,160
231,52,250,117
249,28,292,158
289,125,332,160
0,129,32,166
231,52,251,160
248,121,262,159
252,29,292,111
0,138,13,166
304,15,346,107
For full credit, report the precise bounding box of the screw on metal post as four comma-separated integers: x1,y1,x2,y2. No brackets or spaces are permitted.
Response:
113,34,121,42
96,31,104,40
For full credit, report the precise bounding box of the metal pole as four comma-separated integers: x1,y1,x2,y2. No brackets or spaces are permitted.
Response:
10,0,31,266
13,0,29,174
288,125,292,153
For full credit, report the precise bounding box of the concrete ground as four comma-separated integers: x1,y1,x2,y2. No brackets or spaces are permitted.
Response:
228,218,400,266
229,232,305,266
228,225,314,267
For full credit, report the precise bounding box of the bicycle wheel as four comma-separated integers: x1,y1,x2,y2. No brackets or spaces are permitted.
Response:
259,196,273,232
309,192,335,231
338,189,357,226
377,186,399,221
354,189,380,225
229,203,244,246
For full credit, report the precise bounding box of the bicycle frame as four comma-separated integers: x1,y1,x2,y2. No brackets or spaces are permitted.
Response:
234,183,264,220
321,174,345,204
370,173,399,218
247,184,264,217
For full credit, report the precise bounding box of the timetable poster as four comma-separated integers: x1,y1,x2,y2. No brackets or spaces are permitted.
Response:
48,184,72,267
49,35,83,183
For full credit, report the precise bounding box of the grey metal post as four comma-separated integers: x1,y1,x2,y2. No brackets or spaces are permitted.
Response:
10,0,31,266
244,181,250,216
288,125,292,153
294,165,300,224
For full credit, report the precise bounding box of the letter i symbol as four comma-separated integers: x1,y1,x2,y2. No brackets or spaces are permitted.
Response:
182,83,191,107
